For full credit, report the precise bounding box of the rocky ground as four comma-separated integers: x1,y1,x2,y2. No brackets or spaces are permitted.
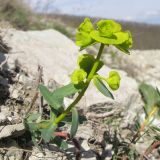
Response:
0,28,159,160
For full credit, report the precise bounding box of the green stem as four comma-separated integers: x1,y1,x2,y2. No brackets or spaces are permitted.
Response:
54,43,105,124
131,105,158,144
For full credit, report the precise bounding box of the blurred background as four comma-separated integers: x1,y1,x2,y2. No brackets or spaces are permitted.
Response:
0,0,160,49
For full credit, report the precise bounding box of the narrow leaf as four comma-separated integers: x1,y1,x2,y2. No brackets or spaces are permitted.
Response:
53,83,80,97
39,83,80,111
139,83,160,115
70,108,79,138
39,85,61,110
51,83,81,110
93,77,114,99
53,137,68,150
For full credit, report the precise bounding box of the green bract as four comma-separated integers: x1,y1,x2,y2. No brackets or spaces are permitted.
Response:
115,31,133,54
90,19,132,47
76,18,133,53
106,71,121,90
76,18,95,49
90,31,129,45
76,32,95,49
78,18,94,33
77,54,103,74
97,20,121,37
71,69,87,84
77,54,95,74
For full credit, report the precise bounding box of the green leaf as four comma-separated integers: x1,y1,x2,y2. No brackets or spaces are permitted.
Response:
78,18,94,33
156,87,160,96
77,54,103,74
40,123,57,143
24,113,42,131
50,109,57,121
39,83,80,111
139,83,160,116
25,122,39,131
97,20,121,37
76,31,95,48
53,83,80,98
62,114,86,125
70,108,79,138
115,45,130,54
76,18,96,49
53,137,68,150
26,113,41,122
115,31,133,54
39,85,62,110
25,120,50,131
90,31,129,45
37,120,50,129
96,60,104,73
106,71,121,90
152,126,160,132
71,69,87,84
93,76,114,99
60,140,68,150
77,54,95,74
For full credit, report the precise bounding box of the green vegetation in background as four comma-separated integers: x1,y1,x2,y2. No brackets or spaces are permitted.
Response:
0,0,71,37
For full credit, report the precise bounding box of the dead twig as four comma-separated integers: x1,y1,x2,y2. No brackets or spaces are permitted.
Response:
25,65,43,116
0,54,8,70
144,140,160,157
72,137,82,160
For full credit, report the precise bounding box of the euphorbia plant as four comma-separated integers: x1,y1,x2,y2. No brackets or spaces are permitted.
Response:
25,18,132,149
